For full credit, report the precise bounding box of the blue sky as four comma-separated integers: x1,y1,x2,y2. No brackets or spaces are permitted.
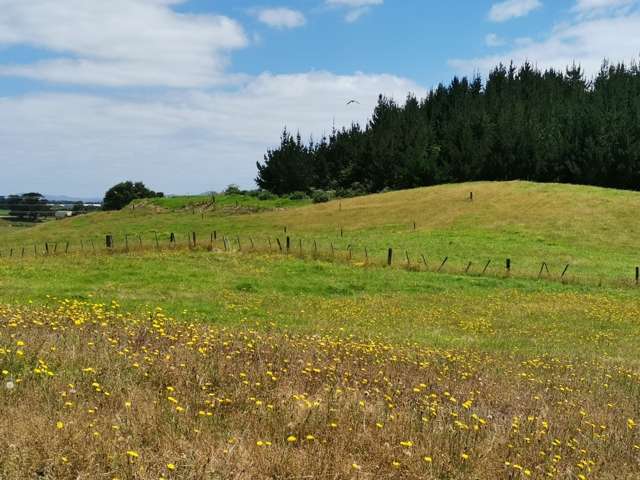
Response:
1,0,639,197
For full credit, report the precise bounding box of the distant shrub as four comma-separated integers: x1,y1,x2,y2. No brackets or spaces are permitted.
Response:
289,191,309,201
225,184,242,195
312,190,330,204
336,182,368,199
257,190,277,201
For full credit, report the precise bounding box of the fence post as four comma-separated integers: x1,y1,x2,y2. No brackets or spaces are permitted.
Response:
286,236,290,253
438,256,448,272
636,267,639,285
387,248,393,266
192,232,197,247
506,258,511,275
482,259,491,274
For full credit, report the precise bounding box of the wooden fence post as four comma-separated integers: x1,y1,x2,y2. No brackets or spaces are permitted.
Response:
482,260,491,274
636,267,639,285
437,256,448,272
387,248,393,266
506,258,511,275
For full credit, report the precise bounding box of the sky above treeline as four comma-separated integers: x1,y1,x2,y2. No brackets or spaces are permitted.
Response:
1,0,639,197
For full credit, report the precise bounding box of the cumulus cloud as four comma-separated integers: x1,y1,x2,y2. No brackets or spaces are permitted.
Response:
452,4,640,78
489,0,542,22
325,0,383,22
0,0,248,88
253,7,306,29
0,72,422,196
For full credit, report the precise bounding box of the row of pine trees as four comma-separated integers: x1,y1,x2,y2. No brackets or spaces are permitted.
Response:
256,61,640,195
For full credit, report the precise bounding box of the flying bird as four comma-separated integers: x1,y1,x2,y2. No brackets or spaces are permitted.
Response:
346,99,360,105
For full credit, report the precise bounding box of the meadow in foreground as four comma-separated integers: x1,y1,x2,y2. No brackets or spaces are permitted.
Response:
1,300,639,479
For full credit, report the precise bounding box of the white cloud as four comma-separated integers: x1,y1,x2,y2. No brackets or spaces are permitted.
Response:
0,72,422,196
451,11,640,78
489,0,542,22
254,7,306,29
0,0,247,88
325,0,383,22
485,33,506,47
573,0,635,12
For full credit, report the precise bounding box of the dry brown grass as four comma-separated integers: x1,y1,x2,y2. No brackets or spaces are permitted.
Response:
1,300,639,479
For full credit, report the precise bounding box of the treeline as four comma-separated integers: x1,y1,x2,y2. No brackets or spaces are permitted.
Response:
0,193,52,220
256,61,640,195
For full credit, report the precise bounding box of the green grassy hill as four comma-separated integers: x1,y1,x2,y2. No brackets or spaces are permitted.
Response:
2,181,640,282
2,182,640,479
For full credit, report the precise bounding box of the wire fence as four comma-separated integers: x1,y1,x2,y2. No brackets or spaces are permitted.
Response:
1,229,639,289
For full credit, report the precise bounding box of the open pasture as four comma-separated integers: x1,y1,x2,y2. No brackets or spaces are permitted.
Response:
2,181,640,284
1,300,639,479
1,182,640,479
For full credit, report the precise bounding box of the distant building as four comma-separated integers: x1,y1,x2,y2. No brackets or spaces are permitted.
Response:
55,211,73,219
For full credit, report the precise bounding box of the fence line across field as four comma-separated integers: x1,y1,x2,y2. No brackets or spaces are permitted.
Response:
0,230,638,288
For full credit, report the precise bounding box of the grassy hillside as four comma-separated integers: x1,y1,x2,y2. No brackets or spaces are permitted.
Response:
2,181,640,478
1,181,640,283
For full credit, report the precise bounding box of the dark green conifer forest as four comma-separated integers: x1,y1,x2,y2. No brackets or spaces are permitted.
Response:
256,61,640,195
